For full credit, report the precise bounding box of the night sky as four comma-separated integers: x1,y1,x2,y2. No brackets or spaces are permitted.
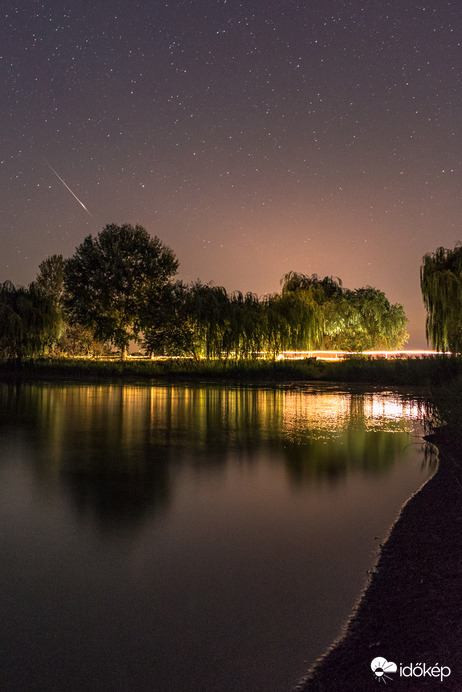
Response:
2,1,461,347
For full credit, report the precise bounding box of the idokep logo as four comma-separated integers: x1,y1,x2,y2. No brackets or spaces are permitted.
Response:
371,657,452,683
371,657,398,683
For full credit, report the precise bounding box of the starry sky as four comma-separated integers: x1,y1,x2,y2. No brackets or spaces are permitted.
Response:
2,0,461,347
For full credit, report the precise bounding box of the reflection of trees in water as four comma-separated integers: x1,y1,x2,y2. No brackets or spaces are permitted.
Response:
63,463,170,533
0,382,432,527
0,383,172,531
278,390,435,485
282,432,436,486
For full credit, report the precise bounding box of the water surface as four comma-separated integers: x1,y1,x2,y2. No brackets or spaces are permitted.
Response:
0,383,434,691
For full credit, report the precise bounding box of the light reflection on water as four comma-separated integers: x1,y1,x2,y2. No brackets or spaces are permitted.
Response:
0,382,435,692
282,388,422,437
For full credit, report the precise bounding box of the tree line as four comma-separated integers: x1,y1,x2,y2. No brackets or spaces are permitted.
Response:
0,222,430,361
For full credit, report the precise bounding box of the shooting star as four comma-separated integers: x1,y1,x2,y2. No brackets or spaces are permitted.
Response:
44,160,93,217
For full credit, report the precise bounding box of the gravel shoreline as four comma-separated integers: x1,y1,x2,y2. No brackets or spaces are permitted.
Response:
295,429,462,691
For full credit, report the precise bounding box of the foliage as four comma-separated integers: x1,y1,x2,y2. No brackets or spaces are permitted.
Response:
262,291,321,354
281,271,343,300
182,284,263,359
64,223,178,356
0,281,61,360
33,254,68,349
226,290,264,357
325,287,408,351
185,281,231,358
164,280,325,359
420,244,462,353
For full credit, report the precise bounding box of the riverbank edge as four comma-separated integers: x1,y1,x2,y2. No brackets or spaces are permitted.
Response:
295,426,462,691
0,355,461,388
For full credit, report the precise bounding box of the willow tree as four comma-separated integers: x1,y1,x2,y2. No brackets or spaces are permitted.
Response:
280,272,341,350
421,244,462,353
186,282,231,358
280,272,408,351
281,272,343,301
0,281,61,360
223,291,265,358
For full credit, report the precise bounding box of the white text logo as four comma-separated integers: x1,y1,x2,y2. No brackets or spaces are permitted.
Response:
371,657,452,683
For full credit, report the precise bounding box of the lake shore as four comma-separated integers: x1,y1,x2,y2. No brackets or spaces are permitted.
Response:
295,426,462,691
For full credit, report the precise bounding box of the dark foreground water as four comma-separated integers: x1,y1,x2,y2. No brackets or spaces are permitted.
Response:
0,382,434,692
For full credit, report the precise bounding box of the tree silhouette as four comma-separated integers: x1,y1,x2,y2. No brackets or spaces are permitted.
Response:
65,224,178,357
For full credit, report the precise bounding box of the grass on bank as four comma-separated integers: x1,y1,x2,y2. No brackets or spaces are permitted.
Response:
1,354,462,388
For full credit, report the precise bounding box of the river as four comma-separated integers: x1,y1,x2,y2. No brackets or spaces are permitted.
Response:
0,382,435,691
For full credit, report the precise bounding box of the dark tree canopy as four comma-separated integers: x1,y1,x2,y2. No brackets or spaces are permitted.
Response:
27,229,408,360
421,244,462,353
138,272,407,359
64,223,178,354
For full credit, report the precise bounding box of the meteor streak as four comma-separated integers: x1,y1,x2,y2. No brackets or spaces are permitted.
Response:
44,160,93,217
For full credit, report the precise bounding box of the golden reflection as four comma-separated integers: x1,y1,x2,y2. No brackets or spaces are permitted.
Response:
281,389,423,440
12,384,425,455
0,383,430,485
0,382,435,529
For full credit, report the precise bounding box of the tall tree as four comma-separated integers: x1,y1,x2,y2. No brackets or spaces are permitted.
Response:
421,244,462,353
65,224,178,356
35,254,66,308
